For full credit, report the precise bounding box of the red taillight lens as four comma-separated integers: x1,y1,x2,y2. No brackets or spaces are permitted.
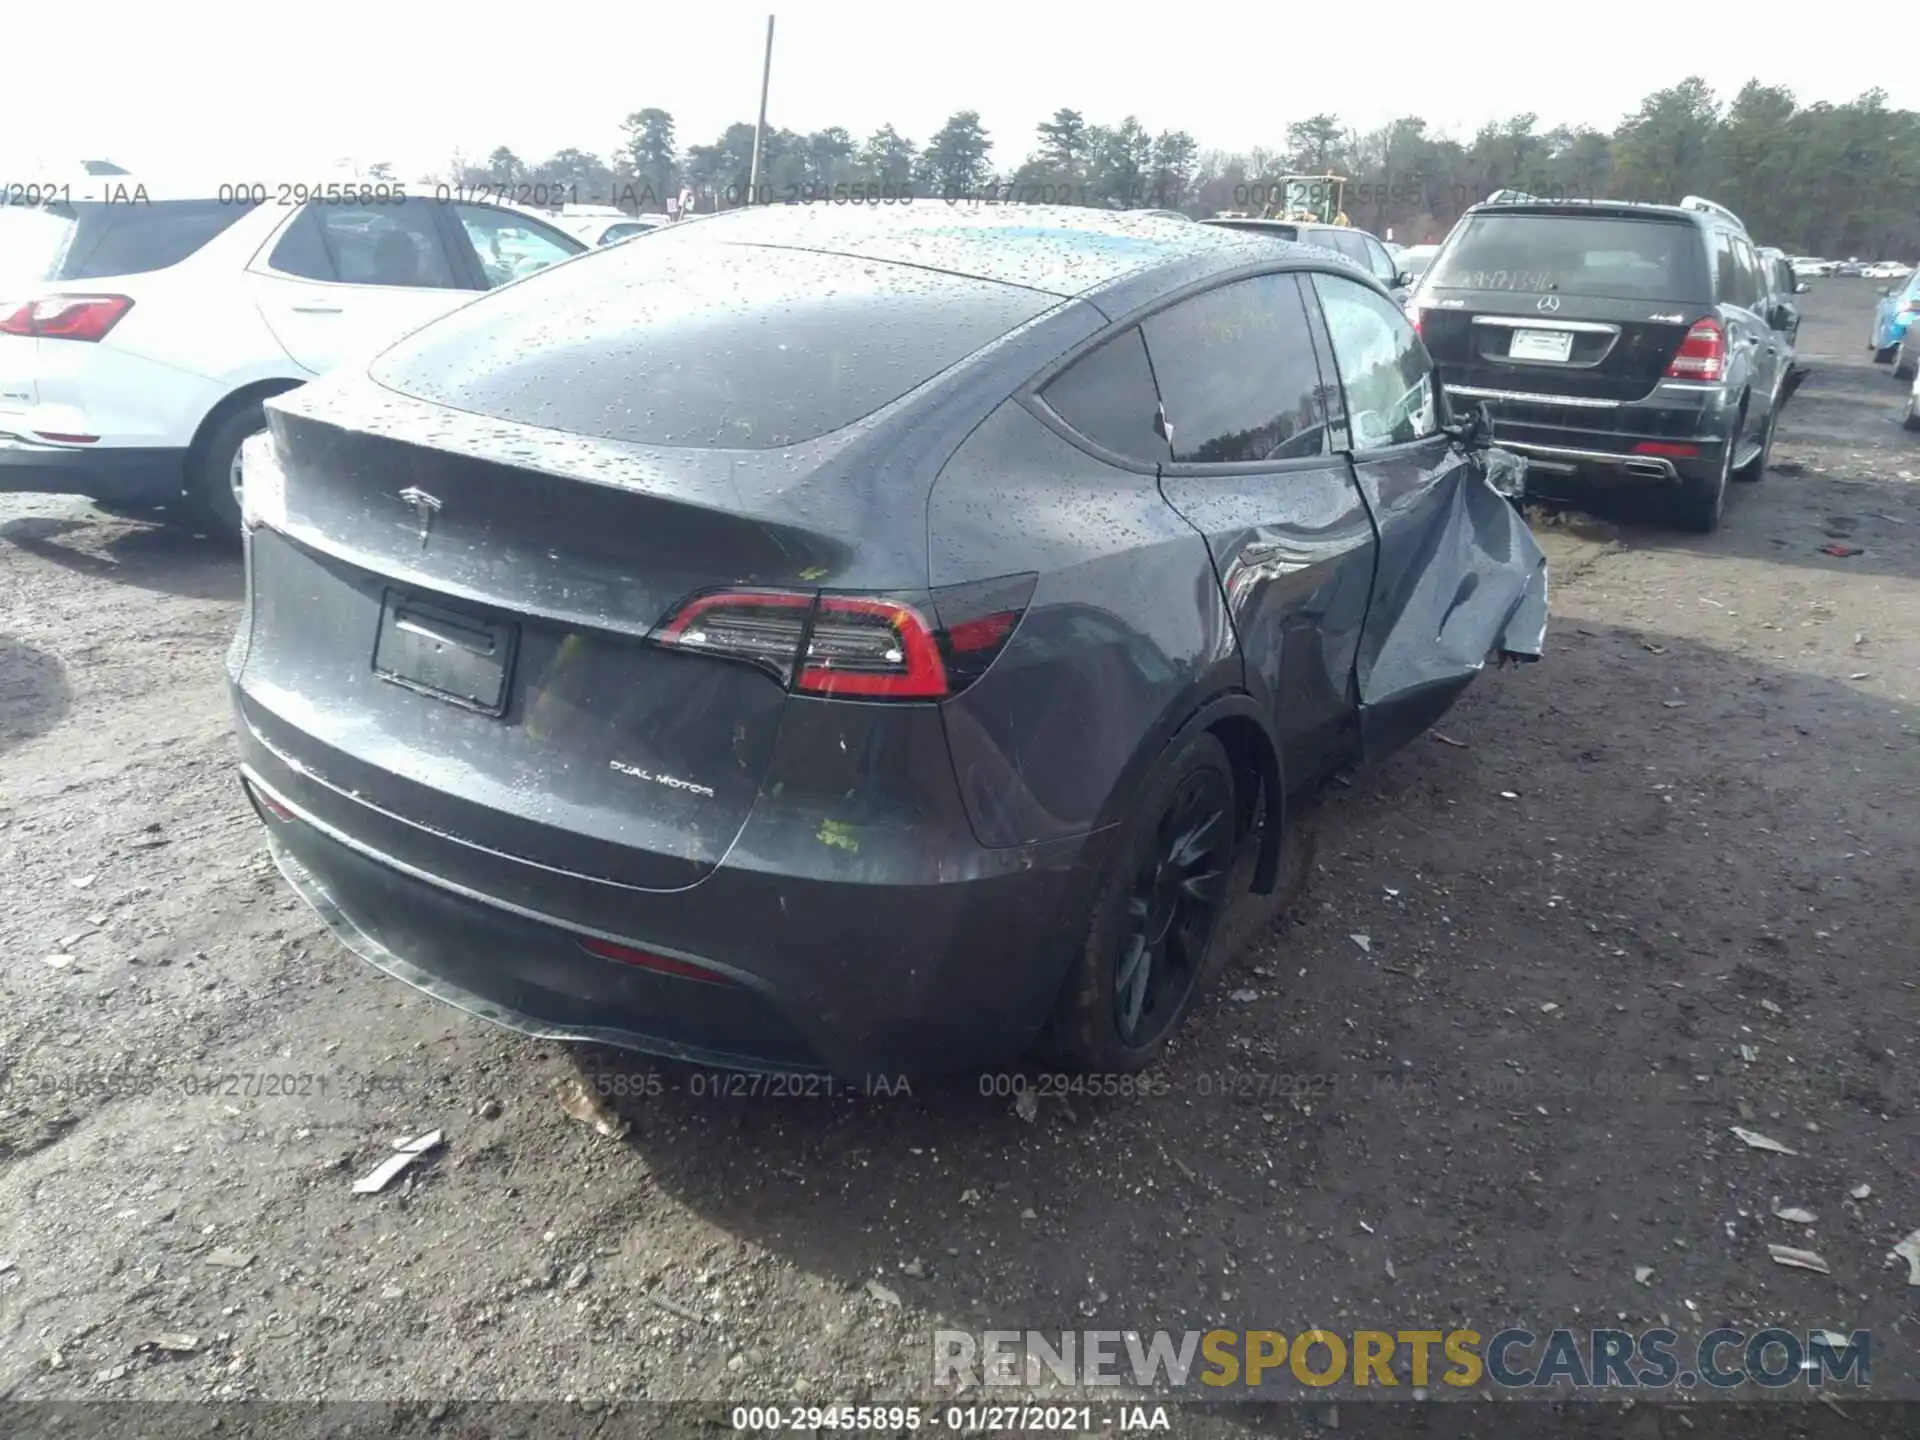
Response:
1408,305,1423,338
798,595,949,698
0,294,133,342
1664,319,1725,382
578,936,736,987
1632,441,1701,458
652,575,1034,701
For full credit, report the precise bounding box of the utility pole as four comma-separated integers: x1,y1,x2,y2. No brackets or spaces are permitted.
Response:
746,15,775,205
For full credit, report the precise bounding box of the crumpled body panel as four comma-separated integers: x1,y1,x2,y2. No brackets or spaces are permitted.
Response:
1354,446,1548,756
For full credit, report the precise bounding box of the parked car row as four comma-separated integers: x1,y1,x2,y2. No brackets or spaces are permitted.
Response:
1404,193,1807,533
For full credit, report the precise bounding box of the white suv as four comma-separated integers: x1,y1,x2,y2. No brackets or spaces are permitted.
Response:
0,174,586,535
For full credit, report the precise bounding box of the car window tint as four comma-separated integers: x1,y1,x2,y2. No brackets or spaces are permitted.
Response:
1365,236,1399,283
1730,237,1762,309
1139,272,1327,464
327,204,458,288
371,244,1055,449
451,204,582,287
265,205,334,280
1040,325,1169,464
1428,214,1707,300
47,200,250,280
1713,230,1741,306
1310,272,1440,450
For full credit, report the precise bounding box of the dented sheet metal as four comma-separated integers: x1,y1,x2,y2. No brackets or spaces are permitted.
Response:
1354,445,1548,757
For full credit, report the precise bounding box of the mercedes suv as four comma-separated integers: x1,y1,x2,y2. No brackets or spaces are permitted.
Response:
1409,196,1789,532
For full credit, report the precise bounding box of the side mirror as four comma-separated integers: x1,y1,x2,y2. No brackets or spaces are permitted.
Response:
1795,281,1811,294
1394,270,1413,289
1444,399,1494,451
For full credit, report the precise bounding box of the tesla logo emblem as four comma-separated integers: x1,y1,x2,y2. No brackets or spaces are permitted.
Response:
396,487,441,547
1536,294,1561,312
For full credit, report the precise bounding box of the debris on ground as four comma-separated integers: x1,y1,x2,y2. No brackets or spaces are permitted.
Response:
865,1279,902,1308
1731,1126,1799,1156
1012,1090,1039,1123
1349,934,1371,953
1634,1265,1654,1285
1771,1201,1817,1225
139,1334,200,1355
204,1248,253,1269
352,1130,444,1194
552,1075,629,1141
1228,989,1259,1003
40,953,72,969
1767,1244,1831,1274
1431,733,1469,749
1818,543,1863,557
645,1289,703,1324
563,1263,590,1293
902,1259,926,1278
1851,1184,1873,1200
1890,1229,1920,1286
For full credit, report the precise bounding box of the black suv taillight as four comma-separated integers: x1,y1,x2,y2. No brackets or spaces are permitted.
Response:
652,575,1036,700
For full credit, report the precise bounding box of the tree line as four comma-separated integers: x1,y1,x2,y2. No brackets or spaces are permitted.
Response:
449,77,1920,259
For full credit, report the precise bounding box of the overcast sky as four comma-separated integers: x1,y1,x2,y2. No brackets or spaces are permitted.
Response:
2,2,1903,181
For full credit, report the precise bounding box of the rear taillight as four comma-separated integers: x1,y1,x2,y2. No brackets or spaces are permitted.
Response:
1407,305,1423,338
652,575,1035,701
1664,319,1726,382
1632,441,1700,459
0,294,133,342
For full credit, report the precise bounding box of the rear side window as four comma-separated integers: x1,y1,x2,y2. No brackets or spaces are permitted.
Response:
1427,214,1708,300
18,200,250,281
1040,325,1169,464
1310,273,1440,450
1139,272,1328,464
371,243,1055,449
268,201,461,289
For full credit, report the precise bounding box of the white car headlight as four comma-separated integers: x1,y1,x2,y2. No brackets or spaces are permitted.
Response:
238,429,287,533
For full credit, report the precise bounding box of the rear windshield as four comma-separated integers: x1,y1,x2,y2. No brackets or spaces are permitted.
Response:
1426,214,1708,300
0,199,249,282
370,242,1056,448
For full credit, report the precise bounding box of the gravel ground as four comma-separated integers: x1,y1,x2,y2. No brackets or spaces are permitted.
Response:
0,282,1914,1430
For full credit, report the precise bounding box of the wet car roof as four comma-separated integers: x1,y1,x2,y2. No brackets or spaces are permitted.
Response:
643,204,1281,298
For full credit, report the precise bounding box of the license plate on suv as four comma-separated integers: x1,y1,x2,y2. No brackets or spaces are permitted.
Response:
373,590,519,717
1510,329,1573,362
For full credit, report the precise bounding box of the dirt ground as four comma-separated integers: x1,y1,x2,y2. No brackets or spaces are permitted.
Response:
1,282,1915,1429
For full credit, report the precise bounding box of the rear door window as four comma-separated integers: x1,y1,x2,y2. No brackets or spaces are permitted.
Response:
1138,272,1328,464
446,203,583,288
267,200,461,289
1427,213,1708,300
1309,272,1440,450
1039,325,1170,465
371,243,1056,448
11,200,251,281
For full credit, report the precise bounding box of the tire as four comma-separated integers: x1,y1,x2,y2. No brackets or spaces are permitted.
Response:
1897,351,1917,381
1874,345,1897,365
185,401,267,542
1673,433,1733,533
1732,404,1776,483
1043,730,1239,1072
1904,393,1920,433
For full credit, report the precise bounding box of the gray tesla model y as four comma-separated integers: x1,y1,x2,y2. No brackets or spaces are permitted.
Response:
229,204,1548,1081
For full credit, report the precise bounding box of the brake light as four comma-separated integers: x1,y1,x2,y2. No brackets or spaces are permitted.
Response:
0,294,133,342
578,936,736,987
652,576,1034,700
1633,441,1700,458
1664,319,1725,381
1408,305,1423,338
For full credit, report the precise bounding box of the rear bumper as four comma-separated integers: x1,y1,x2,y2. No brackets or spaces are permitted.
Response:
233,707,1102,1081
0,435,186,502
1445,382,1732,491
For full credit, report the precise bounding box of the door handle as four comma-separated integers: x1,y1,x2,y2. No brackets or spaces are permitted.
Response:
291,303,343,314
